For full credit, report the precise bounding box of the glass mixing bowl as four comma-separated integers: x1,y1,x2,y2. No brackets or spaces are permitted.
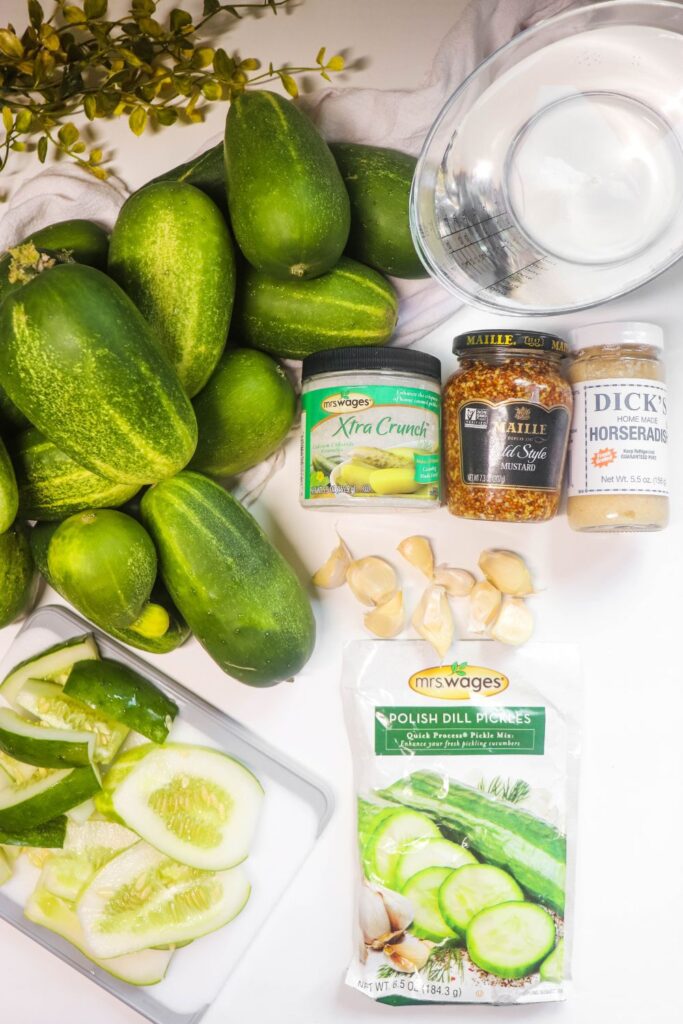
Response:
411,0,683,314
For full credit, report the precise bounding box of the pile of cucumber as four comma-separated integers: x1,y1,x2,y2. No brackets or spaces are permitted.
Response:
0,635,263,984
360,773,567,984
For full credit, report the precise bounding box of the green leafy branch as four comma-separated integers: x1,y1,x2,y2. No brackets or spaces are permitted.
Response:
0,0,346,177
477,776,530,805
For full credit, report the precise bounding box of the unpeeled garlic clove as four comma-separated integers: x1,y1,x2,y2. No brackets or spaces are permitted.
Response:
468,580,502,634
479,549,533,596
347,556,398,606
433,564,476,597
312,536,352,589
412,585,453,657
364,591,404,639
379,886,414,933
397,536,434,579
384,934,431,973
490,597,534,646
359,884,392,944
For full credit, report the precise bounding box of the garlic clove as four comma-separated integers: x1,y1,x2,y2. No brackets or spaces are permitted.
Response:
364,591,404,639
478,549,533,596
359,884,392,945
397,536,434,579
312,535,352,589
412,585,454,657
468,580,502,634
490,597,534,646
347,556,398,607
433,564,476,597
379,886,414,933
384,934,431,973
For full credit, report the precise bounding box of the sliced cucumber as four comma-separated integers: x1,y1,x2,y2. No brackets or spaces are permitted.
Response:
395,837,477,891
363,809,441,889
64,658,178,744
41,820,138,901
17,679,129,764
1,634,99,709
0,707,95,769
77,841,251,958
438,864,524,934
0,847,12,885
111,744,264,871
467,901,556,980
540,937,565,983
67,798,96,824
25,886,174,985
0,748,46,784
402,867,458,942
0,815,67,848
358,799,397,851
0,763,100,830
95,744,155,821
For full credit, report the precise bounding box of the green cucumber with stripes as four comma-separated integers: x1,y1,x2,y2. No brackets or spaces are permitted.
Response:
0,708,95,769
17,680,129,764
109,181,235,397
141,471,315,686
0,220,108,308
0,525,36,628
150,143,227,216
0,763,100,830
0,433,18,532
11,427,140,521
224,90,349,280
0,262,197,485
64,658,178,744
0,633,99,709
234,257,398,359
0,815,67,848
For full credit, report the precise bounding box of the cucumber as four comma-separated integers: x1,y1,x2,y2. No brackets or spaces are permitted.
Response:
0,434,18,532
141,471,316,686
0,749,43,783
0,815,67,848
402,866,459,942
0,262,197,485
190,349,296,477
0,763,100,830
438,864,524,934
40,819,138,901
150,143,227,217
48,510,158,630
0,708,95,769
539,936,565,983
0,220,108,309
17,680,129,764
380,771,566,914
77,841,251,958
11,427,140,521
395,837,477,891
330,143,427,278
111,743,263,870
25,886,174,985
108,182,235,397
0,847,11,884
94,743,154,822
358,800,397,851
234,257,398,360
0,526,36,628
224,90,349,280
64,658,178,744
362,809,441,889
466,901,556,980
0,633,99,710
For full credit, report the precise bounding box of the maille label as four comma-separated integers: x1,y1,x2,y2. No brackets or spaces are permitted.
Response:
409,662,509,700
321,392,374,413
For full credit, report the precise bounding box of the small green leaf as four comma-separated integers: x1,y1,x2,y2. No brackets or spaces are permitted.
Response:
2,106,13,133
201,80,222,101
132,0,156,11
213,48,234,78
170,8,193,32
128,106,147,136
15,109,32,132
84,0,108,18
280,73,298,98
89,147,103,163
58,122,80,146
155,107,178,126
326,54,345,72
28,0,44,28
83,94,97,120
37,135,48,163
315,46,326,66
62,5,86,23
10,141,27,152
240,57,260,71
0,29,24,58
202,0,220,14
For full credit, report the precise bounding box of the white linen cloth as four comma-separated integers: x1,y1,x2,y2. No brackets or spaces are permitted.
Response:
0,0,588,500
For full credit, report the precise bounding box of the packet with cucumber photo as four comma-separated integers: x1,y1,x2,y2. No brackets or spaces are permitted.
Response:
343,639,580,1006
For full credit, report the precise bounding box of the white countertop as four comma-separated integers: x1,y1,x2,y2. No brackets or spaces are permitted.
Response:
1,2,682,1023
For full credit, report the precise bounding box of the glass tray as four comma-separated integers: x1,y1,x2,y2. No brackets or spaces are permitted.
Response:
0,605,334,1024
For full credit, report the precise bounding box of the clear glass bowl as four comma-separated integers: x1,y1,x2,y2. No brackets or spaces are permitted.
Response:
411,0,683,314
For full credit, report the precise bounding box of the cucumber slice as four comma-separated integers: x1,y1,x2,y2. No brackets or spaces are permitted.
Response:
67,798,96,824
540,937,565,983
0,815,67,848
0,847,12,885
0,708,95,769
0,748,47,784
395,837,477,891
402,867,458,942
26,886,174,985
1,634,99,709
95,744,155,821
438,864,524,934
17,679,129,764
467,901,556,980
64,658,178,744
41,820,138,901
0,763,100,830
77,841,251,958
111,744,264,871
358,800,397,851
363,809,441,889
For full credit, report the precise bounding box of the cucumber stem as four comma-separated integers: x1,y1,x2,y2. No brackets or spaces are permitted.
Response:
129,603,170,640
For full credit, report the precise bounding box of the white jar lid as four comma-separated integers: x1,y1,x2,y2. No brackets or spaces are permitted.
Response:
569,321,663,351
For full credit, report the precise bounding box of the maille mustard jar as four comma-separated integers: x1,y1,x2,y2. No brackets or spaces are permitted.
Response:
443,331,572,522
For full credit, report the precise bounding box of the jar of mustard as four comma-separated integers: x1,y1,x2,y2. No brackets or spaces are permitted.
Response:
443,330,572,522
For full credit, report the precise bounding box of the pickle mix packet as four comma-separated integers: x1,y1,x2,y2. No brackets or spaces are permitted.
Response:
342,640,581,1006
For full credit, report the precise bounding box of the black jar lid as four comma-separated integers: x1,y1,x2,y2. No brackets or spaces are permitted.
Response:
453,330,569,358
302,346,442,383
